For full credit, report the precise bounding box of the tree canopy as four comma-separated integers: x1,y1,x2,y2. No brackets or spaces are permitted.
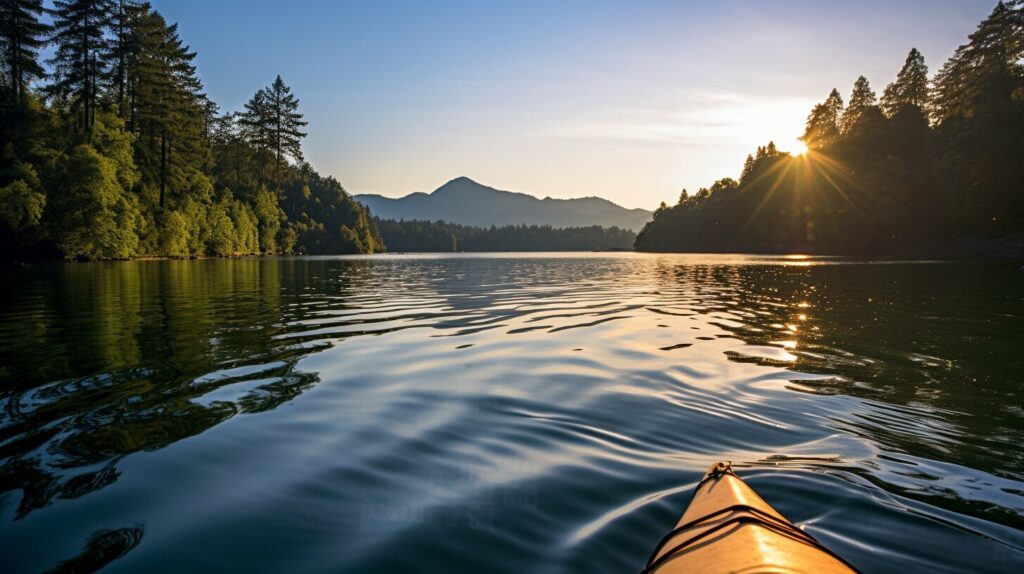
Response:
1,0,381,260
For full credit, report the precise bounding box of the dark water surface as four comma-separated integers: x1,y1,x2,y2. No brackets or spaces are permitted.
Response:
1,253,1022,573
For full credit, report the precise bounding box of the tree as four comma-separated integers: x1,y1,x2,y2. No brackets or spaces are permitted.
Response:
239,87,272,186
102,0,142,112
264,75,307,193
880,48,929,117
1,2,385,260
931,1,1024,122
0,178,45,230
930,0,1024,230
740,154,755,182
802,88,843,149
0,0,49,107
129,7,207,206
252,186,282,252
840,76,877,133
49,115,143,260
48,0,112,132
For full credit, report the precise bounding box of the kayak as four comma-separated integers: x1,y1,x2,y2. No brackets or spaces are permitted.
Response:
644,462,859,573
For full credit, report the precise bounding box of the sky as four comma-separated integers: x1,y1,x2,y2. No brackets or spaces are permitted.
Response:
153,0,996,209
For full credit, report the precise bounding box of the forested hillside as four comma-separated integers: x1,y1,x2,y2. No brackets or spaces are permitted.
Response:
376,218,635,252
0,0,381,260
636,2,1023,256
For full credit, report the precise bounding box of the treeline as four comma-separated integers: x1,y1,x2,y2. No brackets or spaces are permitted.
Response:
0,0,381,260
636,2,1023,255
376,219,636,252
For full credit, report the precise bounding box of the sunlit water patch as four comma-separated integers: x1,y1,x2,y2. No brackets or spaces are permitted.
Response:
1,253,1022,573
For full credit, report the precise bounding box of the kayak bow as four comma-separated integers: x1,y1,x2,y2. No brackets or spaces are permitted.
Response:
644,462,859,573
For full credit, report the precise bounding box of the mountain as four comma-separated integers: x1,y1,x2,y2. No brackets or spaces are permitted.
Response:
354,177,653,231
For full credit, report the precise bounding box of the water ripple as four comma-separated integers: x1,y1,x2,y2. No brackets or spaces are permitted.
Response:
0,254,1022,572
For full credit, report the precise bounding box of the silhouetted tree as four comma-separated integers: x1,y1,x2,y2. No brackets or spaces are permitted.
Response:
636,4,1024,256
802,88,843,149
841,76,877,133
880,48,929,117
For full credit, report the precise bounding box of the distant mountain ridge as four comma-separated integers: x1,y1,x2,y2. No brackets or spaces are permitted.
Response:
355,177,653,232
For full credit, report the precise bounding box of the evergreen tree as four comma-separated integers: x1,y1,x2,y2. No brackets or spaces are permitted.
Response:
48,0,112,132
802,88,843,149
840,76,877,133
0,0,49,107
931,1,1024,122
102,0,142,112
2,3,383,259
239,87,273,187
264,75,307,193
740,154,755,183
130,7,207,206
880,48,929,117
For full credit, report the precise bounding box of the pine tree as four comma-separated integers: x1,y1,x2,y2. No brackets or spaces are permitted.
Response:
931,1,1024,122
0,0,49,107
801,89,843,149
880,48,929,117
240,87,273,187
48,0,112,132
840,76,877,133
102,0,143,113
740,154,755,182
264,75,307,193
130,7,207,206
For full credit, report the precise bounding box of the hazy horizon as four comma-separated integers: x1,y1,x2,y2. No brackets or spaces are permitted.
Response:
153,0,995,209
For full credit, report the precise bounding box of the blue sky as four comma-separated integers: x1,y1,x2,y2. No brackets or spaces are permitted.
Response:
153,0,995,209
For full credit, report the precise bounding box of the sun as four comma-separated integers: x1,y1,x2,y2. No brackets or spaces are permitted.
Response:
790,140,808,156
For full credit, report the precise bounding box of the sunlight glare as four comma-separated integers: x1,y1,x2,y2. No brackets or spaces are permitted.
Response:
791,140,808,156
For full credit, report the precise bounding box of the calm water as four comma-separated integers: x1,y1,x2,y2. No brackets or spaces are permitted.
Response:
1,253,1022,573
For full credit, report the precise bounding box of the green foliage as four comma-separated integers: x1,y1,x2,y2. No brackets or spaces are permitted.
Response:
158,209,190,258
51,143,143,260
229,199,259,254
239,75,307,192
252,187,282,253
0,179,45,231
279,224,297,254
0,2,382,260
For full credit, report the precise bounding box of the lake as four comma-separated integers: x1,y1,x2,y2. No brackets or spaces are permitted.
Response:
1,253,1022,573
